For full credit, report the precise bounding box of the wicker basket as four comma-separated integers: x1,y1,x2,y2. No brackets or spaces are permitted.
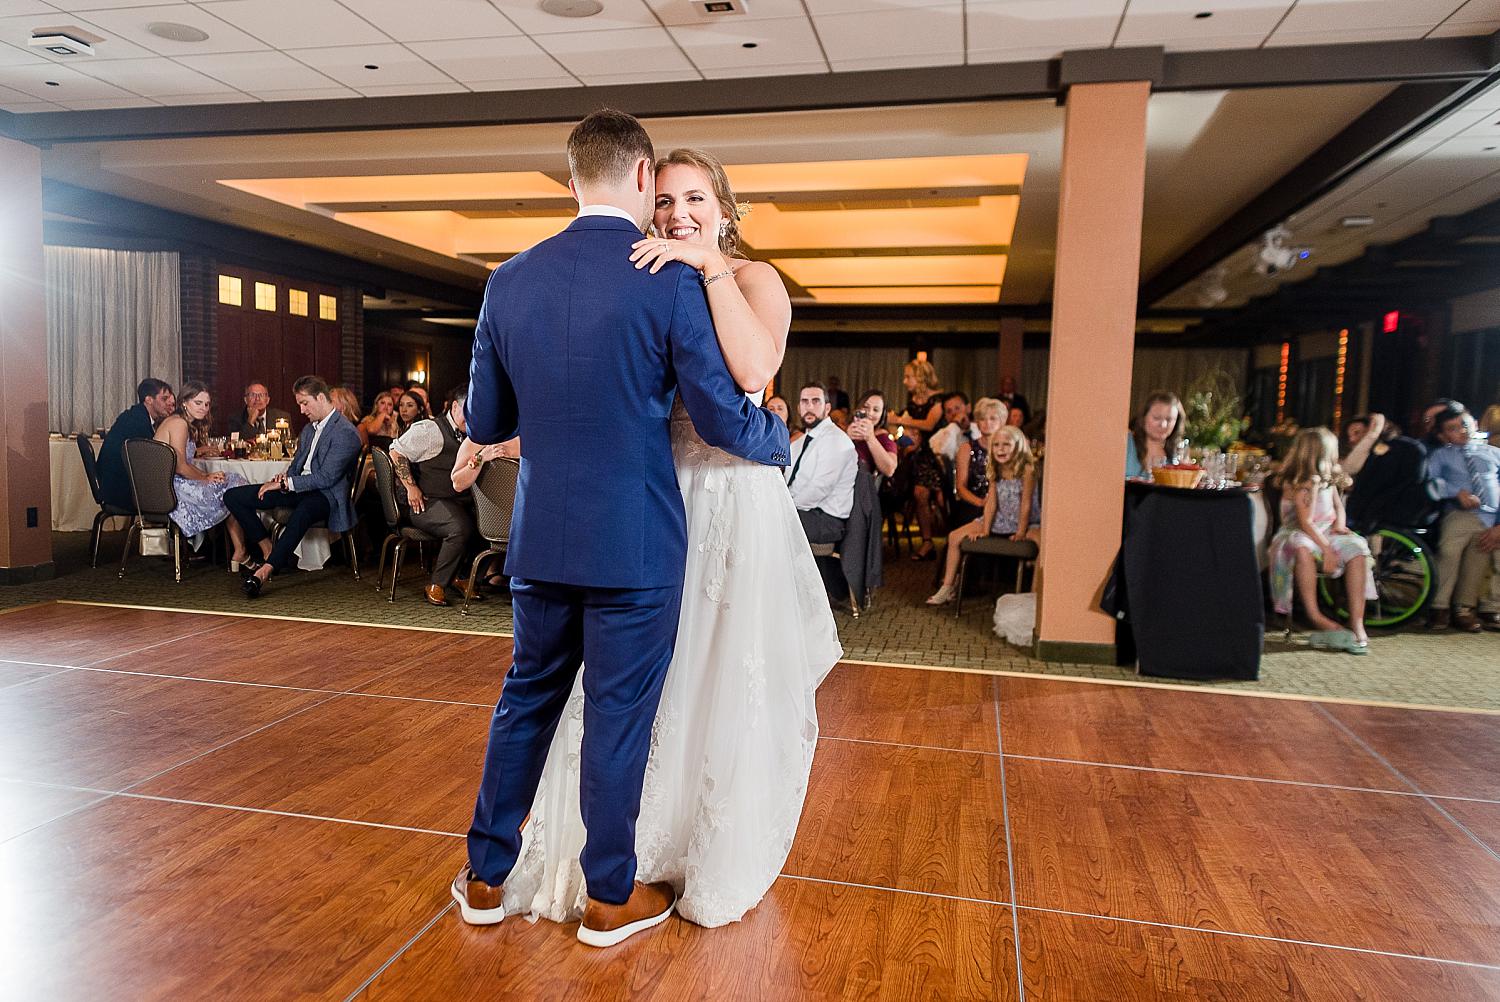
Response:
1151,467,1205,489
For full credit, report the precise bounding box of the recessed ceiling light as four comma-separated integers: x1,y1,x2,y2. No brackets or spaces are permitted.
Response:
45,80,60,86
742,41,757,48
146,21,209,43
364,63,379,70
1341,215,1375,228
1194,10,1213,18
538,0,604,17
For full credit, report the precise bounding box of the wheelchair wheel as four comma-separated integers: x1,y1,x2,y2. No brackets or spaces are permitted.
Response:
1318,528,1433,628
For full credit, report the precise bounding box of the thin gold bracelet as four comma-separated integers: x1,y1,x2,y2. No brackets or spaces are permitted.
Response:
702,269,733,287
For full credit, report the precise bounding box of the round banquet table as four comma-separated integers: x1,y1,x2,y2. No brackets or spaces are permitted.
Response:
49,435,105,532
197,457,333,571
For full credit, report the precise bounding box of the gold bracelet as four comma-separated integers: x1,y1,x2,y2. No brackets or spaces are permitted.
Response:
702,269,733,287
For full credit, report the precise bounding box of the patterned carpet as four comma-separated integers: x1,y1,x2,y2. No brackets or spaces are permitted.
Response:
5,529,1496,712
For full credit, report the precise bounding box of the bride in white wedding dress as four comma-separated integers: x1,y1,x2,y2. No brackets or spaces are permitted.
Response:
495,148,843,928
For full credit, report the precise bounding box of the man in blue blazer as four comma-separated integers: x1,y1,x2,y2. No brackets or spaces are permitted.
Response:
223,375,362,598
454,110,788,946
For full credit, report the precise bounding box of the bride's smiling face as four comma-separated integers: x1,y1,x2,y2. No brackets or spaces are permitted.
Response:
653,163,722,248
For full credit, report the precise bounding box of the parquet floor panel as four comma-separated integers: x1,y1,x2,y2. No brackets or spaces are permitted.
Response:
818,662,999,753
1324,701,1500,800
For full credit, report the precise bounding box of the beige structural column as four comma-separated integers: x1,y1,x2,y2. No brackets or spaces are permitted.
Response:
1036,80,1150,661
998,315,1024,392
0,135,53,582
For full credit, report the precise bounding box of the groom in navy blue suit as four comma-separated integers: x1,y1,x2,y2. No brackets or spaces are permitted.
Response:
454,110,789,946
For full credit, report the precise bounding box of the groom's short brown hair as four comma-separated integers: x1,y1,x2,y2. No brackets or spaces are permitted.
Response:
568,109,655,187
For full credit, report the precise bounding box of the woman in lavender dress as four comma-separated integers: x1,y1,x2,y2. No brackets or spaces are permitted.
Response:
153,381,249,557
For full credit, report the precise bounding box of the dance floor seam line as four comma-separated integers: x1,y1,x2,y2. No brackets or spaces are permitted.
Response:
1,790,116,846
342,903,457,1002
1316,704,1500,866
992,679,1028,1002
81,620,239,667
0,667,76,692
54,599,512,639
776,872,1011,908
56,663,496,709
818,734,999,756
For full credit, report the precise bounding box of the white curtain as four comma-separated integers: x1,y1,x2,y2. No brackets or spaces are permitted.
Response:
777,346,909,409
1128,347,1249,417
46,247,181,434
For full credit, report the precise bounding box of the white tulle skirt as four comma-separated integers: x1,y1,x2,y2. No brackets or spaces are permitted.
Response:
498,409,843,927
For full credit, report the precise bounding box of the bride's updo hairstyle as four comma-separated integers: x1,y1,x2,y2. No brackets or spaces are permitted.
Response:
656,147,744,258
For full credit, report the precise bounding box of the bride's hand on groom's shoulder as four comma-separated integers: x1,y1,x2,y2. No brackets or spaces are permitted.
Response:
630,237,723,277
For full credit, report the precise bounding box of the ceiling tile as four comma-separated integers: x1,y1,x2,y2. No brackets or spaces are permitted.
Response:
175,49,340,90
0,44,48,67
1429,18,1500,35
1,2,64,15
58,95,160,109
407,36,574,84
489,0,662,34
286,43,455,87
701,60,827,79
251,85,360,100
1446,0,1500,23
0,11,159,60
355,81,471,96
44,0,181,9
0,99,65,111
1117,0,1287,47
79,4,270,56
0,60,138,100
336,0,521,42
670,16,826,72
647,0,809,25
536,26,697,75
1273,0,1465,33
815,6,962,70
467,76,581,90
1264,24,1431,45
804,0,951,14
197,0,390,49
152,90,259,104
576,66,701,84
966,0,1119,52
74,56,238,96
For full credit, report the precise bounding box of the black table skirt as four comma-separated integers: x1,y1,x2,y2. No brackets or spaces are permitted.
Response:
1113,482,1263,680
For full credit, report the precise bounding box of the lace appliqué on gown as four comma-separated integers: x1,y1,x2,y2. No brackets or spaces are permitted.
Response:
507,394,842,928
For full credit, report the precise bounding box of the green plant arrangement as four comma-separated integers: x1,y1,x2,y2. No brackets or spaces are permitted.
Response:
1183,369,1248,452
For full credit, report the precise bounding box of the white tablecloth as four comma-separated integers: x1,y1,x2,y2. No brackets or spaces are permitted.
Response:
198,458,333,571
49,436,106,532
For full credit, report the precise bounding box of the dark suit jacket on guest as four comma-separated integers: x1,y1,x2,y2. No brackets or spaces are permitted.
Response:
98,403,154,509
466,213,789,591
282,411,362,533
234,406,290,440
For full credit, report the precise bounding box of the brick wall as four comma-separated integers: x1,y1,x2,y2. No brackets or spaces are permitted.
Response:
340,285,364,402
178,254,215,385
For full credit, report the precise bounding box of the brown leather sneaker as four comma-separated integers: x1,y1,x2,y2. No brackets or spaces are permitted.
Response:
451,865,507,925
577,881,676,948
1453,611,1485,633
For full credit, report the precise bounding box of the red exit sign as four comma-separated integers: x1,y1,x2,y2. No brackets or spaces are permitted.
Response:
1383,310,1400,333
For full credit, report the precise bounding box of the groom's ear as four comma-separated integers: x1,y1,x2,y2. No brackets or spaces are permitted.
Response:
567,177,581,205
635,157,653,194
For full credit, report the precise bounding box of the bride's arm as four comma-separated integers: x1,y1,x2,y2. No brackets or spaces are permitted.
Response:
703,260,790,395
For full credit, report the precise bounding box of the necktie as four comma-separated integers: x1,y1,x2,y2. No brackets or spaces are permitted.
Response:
786,433,814,487
1463,448,1495,512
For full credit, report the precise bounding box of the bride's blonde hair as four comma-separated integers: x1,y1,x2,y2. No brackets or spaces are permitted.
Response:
655,147,745,258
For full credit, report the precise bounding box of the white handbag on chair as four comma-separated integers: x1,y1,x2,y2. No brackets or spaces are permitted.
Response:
139,526,170,557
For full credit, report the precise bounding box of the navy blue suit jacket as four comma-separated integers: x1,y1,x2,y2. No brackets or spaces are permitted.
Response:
283,410,362,533
99,403,154,509
466,214,790,590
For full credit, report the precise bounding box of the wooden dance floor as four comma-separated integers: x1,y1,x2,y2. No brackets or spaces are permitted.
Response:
2,601,1499,1000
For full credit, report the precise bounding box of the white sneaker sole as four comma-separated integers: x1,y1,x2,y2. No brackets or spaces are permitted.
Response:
451,880,507,926
576,900,675,948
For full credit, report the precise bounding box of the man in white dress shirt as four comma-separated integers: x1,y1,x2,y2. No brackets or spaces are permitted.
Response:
786,382,858,548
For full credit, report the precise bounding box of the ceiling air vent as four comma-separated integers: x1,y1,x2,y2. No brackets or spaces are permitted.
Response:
693,0,749,14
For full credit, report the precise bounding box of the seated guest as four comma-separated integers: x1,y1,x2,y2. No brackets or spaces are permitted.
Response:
895,360,947,559
1342,413,1433,531
390,383,495,607
786,382,858,550
766,394,795,435
226,376,363,599
948,397,1007,528
928,392,975,464
1125,391,1184,478
99,377,176,509
1421,398,1460,451
361,391,399,450
396,389,429,434
153,381,250,560
928,425,1041,605
1427,406,1500,632
846,389,898,478
998,375,1030,426
1269,428,1375,652
1481,386,1500,438
826,374,851,414
329,387,364,442
234,382,289,439
405,381,430,410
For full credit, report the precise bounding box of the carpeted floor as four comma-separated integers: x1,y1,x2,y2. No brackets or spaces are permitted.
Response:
5,529,1496,711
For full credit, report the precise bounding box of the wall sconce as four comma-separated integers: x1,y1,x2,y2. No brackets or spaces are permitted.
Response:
407,369,426,384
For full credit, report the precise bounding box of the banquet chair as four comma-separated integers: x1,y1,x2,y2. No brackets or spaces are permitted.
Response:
77,433,133,568
369,447,438,602
808,542,861,619
268,447,365,581
952,536,1038,619
460,457,520,616
120,437,187,583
